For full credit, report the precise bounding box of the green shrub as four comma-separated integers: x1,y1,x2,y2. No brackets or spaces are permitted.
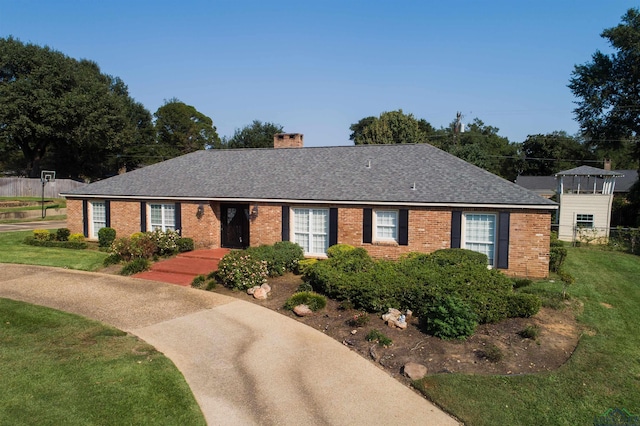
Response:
326,243,356,258
365,329,392,347
558,269,575,298
428,248,488,267
177,237,194,253
247,242,304,276
33,229,52,241
480,343,503,362
513,278,533,289
418,295,478,340
550,246,567,272
326,246,374,273
296,282,313,292
23,237,88,250
191,275,206,289
56,228,71,242
347,312,370,327
103,253,123,267
98,227,116,248
284,291,327,311
295,258,318,275
111,234,156,261
120,258,150,275
68,233,85,243
217,251,268,290
519,325,540,339
149,229,181,256
507,293,542,318
338,300,355,310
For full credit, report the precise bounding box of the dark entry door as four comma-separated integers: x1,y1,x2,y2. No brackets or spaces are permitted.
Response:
221,204,250,248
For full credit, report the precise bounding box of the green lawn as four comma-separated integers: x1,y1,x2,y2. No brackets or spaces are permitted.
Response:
415,247,640,425
0,230,107,271
0,298,205,425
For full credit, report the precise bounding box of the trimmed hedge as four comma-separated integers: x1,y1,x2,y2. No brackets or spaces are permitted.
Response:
120,258,150,275
98,227,116,248
23,236,88,250
245,241,304,277
418,295,478,340
304,248,539,327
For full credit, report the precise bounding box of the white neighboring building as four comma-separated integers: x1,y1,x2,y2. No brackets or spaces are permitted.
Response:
555,166,624,242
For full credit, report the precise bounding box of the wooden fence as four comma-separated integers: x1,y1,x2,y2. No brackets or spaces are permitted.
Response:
0,177,86,198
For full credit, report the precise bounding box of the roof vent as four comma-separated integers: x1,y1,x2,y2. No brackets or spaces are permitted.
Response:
411,182,417,191
366,160,371,169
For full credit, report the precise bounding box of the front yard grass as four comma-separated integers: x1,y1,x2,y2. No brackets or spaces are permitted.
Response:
0,298,205,425
415,247,640,425
0,230,108,271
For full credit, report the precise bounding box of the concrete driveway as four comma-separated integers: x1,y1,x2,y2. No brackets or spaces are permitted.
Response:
0,264,458,425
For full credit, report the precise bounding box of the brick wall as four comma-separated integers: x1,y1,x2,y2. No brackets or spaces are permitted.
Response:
65,197,552,278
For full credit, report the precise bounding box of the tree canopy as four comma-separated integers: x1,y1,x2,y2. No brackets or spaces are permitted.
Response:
222,120,284,149
0,37,154,179
154,99,220,158
349,110,434,145
569,8,640,171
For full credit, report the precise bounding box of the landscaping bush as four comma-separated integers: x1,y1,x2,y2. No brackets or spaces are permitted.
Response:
418,295,478,340
177,237,194,253
296,281,313,292
103,253,123,267
295,258,317,275
68,233,85,243
111,234,156,261
191,275,206,288
120,258,150,275
98,227,116,248
365,329,392,347
216,251,268,290
507,293,542,318
246,242,303,276
149,229,181,256
549,231,567,272
33,229,52,241
23,237,88,250
326,243,356,258
284,291,327,311
519,324,540,339
428,248,488,267
325,246,374,273
191,274,217,290
347,311,370,327
56,228,71,242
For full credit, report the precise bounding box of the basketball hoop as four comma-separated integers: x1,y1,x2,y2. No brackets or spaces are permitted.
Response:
40,171,56,218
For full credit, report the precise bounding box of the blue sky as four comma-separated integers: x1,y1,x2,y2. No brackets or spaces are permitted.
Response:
2,1,638,146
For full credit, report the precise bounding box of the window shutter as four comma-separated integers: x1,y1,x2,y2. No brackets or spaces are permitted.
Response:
82,200,88,238
450,211,462,248
140,202,147,232
363,208,372,243
105,200,111,228
398,209,409,246
281,206,290,241
497,212,510,269
174,202,182,235
329,208,338,247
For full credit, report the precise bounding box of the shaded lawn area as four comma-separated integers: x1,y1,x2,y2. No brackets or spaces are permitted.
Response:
415,247,640,425
0,230,107,271
0,298,205,425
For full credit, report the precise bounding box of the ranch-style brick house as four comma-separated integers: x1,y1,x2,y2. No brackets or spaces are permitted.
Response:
63,133,557,278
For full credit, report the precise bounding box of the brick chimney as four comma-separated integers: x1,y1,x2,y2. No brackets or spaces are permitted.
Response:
273,133,303,148
604,158,611,171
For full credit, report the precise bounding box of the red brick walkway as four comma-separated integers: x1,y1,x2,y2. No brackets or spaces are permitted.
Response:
133,248,230,286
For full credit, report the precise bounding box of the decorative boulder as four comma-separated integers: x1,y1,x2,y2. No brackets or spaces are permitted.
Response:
247,286,259,295
293,304,313,317
261,283,271,293
253,287,268,300
382,308,407,330
403,362,428,380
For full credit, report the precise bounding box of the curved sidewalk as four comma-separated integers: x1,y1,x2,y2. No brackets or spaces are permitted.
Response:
0,264,458,425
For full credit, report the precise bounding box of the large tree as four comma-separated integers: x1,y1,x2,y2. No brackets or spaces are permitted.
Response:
569,8,640,170
350,110,434,145
521,132,594,176
0,37,154,179
222,120,284,149
154,99,220,158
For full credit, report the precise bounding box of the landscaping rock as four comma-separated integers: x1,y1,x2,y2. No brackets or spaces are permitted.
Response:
247,286,259,295
253,287,268,300
293,304,313,317
382,308,407,330
261,283,271,293
403,362,428,380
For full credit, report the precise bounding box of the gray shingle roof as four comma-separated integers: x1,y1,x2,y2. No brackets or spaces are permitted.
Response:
64,144,556,207
517,170,638,194
555,165,624,177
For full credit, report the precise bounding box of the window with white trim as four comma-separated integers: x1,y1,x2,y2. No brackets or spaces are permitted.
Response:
375,210,398,241
150,204,175,231
576,214,594,228
463,213,496,266
293,208,329,255
90,201,106,239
